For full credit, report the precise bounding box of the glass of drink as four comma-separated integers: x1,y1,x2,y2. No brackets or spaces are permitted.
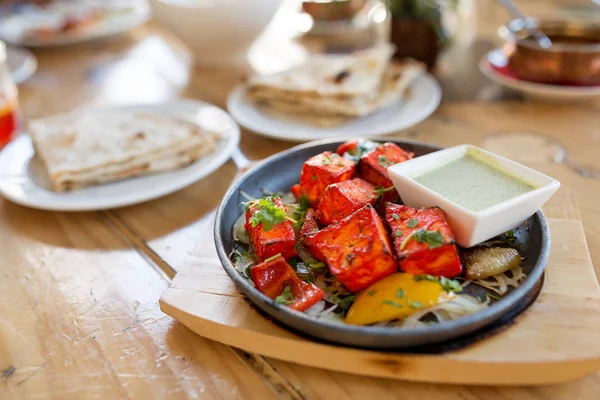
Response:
0,41,18,149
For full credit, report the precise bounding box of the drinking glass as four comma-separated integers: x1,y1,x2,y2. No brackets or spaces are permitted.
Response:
0,41,19,149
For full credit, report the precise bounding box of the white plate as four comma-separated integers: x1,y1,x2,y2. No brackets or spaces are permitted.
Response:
6,46,37,84
0,100,240,211
227,74,441,143
0,1,150,47
480,49,600,101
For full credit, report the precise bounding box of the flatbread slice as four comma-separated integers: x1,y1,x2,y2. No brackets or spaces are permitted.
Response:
250,60,424,118
247,43,395,98
29,111,216,192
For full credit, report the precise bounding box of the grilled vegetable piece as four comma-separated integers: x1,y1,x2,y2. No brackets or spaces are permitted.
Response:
345,272,455,325
291,183,306,201
317,178,377,225
359,142,413,203
385,203,462,278
303,204,397,293
297,151,356,207
251,255,324,312
300,208,319,237
245,197,296,261
336,139,379,162
463,247,521,280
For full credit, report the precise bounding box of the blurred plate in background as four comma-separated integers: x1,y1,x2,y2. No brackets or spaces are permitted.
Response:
480,49,600,101
0,100,240,211
227,74,441,143
6,47,37,84
0,0,150,47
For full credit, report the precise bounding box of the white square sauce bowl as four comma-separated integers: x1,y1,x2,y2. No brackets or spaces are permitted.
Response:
387,144,560,247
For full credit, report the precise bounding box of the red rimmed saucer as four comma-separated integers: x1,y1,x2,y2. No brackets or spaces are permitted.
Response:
480,49,600,100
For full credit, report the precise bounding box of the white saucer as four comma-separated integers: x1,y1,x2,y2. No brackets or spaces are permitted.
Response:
227,74,441,143
480,49,600,101
0,100,240,211
6,46,37,84
0,1,150,47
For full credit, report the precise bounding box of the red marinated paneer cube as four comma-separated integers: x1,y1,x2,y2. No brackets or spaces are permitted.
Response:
251,255,324,312
300,208,319,237
385,203,462,278
317,178,377,225
297,152,356,207
245,197,296,262
303,205,397,293
359,142,413,203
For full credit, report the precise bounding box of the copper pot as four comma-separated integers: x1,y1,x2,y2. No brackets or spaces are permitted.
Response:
499,19,600,86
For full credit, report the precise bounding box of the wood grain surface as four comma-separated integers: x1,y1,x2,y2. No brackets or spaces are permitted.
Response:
2,0,600,399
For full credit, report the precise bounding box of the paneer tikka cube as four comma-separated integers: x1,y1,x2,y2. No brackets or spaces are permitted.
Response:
385,203,462,278
317,178,377,225
303,205,397,293
298,152,356,207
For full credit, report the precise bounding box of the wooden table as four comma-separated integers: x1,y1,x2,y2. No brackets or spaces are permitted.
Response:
3,1,600,399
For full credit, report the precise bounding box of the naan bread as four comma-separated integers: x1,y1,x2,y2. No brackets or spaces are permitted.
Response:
247,43,395,98
29,111,216,192
251,60,424,119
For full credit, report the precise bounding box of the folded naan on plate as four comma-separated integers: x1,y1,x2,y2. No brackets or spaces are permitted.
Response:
246,44,426,126
248,43,396,98
29,112,217,192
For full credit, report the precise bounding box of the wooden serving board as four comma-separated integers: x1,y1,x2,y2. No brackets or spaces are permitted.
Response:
159,189,600,385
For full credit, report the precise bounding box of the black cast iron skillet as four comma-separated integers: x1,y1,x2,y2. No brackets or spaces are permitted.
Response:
214,138,550,349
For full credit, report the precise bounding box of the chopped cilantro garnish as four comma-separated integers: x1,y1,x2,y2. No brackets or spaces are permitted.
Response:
394,230,403,237
392,213,400,220
263,253,282,263
400,229,444,250
298,195,310,210
374,186,396,203
407,299,424,309
396,288,405,299
343,140,380,162
311,175,317,182
247,196,288,231
337,295,356,311
439,276,462,293
413,275,462,293
413,275,437,283
275,285,295,305
378,155,388,167
382,300,403,308
406,219,419,228
291,196,311,232
234,249,258,262
367,289,377,296
307,259,326,270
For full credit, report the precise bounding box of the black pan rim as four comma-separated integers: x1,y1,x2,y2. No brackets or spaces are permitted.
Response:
214,138,550,347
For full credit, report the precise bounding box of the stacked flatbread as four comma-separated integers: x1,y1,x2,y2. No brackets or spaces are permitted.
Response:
29,111,216,192
246,44,425,127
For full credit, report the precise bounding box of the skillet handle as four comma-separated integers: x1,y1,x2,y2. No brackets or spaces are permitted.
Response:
231,147,260,181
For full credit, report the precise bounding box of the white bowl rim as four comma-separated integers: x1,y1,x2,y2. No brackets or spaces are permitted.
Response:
388,144,561,218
